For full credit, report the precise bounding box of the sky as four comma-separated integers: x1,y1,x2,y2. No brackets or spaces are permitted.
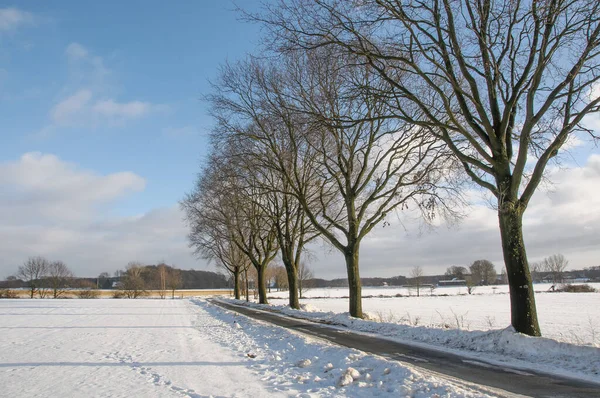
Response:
1,2,600,280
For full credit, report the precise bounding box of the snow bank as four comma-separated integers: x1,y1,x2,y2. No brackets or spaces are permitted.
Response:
223,298,600,384
193,298,499,397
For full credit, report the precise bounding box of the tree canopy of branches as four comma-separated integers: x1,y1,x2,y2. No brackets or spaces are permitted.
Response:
445,265,468,280
206,50,460,317
543,253,569,284
122,262,146,299
298,262,314,299
257,0,600,336
183,181,250,300
47,261,74,299
17,257,49,299
182,146,279,304
470,260,498,285
410,265,424,297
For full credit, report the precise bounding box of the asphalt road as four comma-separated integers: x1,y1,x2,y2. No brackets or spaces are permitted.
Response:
210,299,600,398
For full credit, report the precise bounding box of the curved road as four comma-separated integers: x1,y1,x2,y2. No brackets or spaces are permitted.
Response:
210,299,600,398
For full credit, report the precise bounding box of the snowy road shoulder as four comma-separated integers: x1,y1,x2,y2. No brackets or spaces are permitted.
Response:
191,298,505,397
214,298,600,386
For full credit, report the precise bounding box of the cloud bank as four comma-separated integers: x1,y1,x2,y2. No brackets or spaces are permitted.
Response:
0,153,198,278
1,153,599,280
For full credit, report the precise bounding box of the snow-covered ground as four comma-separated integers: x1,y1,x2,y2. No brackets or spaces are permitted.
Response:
268,284,600,345
0,299,505,397
232,283,600,384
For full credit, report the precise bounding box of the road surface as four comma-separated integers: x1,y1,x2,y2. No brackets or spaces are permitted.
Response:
211,299,600,398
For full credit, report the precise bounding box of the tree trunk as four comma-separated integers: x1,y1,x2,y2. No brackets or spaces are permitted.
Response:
285,262,300,309
498,202,541,336
245,268,249,302
233,269,240,300
344,246,362,318
257,265,268,304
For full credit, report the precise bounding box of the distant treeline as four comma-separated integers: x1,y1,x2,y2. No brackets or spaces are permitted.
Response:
3,262,599,292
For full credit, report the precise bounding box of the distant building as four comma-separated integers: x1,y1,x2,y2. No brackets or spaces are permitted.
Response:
438,278,467,287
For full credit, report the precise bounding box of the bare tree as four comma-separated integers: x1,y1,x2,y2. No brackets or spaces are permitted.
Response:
182,180,249,301
410,265,424,297
258,0,600,336
47,261,74,299
271,265,289,291
17,257,49,299
530,261,544,283
166,267,181,299
298,262,314,299
466,279,477,295
543,254,569,284
122,262,146,299
182,149,278,304
156,263,168,299
470,260,497,285
98,272,111,289
208,52,460,318
445,266,468,280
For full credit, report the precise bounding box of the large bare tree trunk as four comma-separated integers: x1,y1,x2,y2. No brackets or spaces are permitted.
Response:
244,268,249,302
257,266,268,304
285,263,299,309
233,268,240,300
344,246,362,318
498,201,541,336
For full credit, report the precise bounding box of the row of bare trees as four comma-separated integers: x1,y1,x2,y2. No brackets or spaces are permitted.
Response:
17,256,74,299
183,0,600,336
222,0,599,337
531,254,570,284
445,260,499,285
10,258,183,299
181,43,461,314
117,262,182,299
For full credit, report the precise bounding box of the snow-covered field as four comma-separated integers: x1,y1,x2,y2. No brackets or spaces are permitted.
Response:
0,299,507,397
268,284,600,346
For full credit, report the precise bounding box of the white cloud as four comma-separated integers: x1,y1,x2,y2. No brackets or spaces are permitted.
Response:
3,151,599,280
0,153,203,278
50,89,93,124
34,43,167,136
0,7,33,32
0,152,145,222
64,42,109,86
65,42,89,60
92,99,152,119
49,90,161,126
311,153,600,278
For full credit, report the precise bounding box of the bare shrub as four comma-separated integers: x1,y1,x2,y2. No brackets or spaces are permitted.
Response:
555,284,597,293
371,310,397,323
484,316,497,328
0,289,19,298
76,289,100,299
399,312,421,326
449,308,470,329
466,280,476,295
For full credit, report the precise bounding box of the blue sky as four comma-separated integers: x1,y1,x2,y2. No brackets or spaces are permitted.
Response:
1,3,600,279
1,1,262,214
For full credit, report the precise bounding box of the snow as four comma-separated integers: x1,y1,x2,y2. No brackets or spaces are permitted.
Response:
226,283,600,383
268,284,600,345
0,299,504,397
